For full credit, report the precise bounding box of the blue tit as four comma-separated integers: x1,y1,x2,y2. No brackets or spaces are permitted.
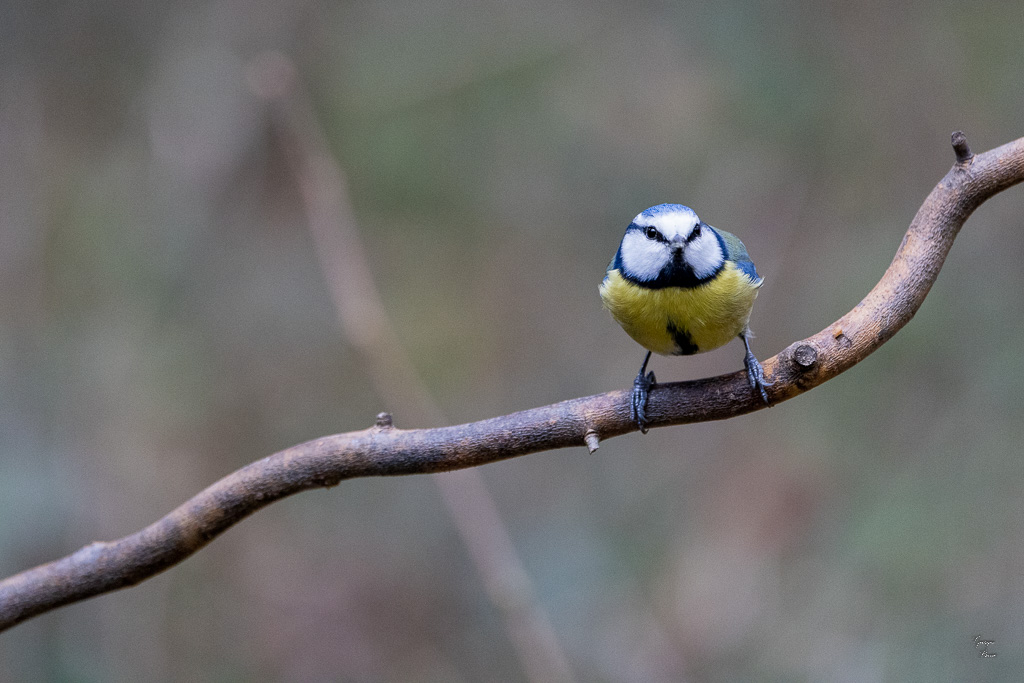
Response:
600,203,770,432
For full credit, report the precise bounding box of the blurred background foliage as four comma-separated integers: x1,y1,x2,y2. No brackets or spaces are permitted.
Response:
2,0,1024,680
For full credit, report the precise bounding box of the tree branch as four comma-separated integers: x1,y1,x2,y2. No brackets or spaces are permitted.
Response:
2,132,1023,633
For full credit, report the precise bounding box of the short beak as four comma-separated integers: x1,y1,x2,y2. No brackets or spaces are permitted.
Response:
670,234,686,250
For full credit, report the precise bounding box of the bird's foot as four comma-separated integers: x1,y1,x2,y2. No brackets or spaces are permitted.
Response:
744,349,772,405
632,368,656,434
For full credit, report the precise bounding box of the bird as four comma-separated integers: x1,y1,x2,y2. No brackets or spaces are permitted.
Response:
599,203,770,433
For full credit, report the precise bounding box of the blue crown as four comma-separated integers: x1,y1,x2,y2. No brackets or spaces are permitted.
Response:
638,203,694,218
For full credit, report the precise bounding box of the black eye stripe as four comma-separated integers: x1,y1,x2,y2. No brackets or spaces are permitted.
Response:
631,222,703,243
635,225,670,242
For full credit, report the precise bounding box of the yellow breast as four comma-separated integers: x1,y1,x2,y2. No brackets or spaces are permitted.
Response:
599,262,760,355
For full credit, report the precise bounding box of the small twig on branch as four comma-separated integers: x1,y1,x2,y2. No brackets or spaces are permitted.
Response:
952,130,974,164
1,131,1023,633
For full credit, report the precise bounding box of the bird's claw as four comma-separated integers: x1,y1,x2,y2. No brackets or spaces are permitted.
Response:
744,350,772,405
632,369,656,434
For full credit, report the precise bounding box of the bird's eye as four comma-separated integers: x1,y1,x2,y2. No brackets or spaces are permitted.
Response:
692,224,702,239
644,226,659,240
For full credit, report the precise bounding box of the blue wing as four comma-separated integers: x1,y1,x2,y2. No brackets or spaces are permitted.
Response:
714,227,763,285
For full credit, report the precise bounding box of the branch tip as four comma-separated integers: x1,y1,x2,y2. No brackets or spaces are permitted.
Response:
584,430,600,454
951,131,974,164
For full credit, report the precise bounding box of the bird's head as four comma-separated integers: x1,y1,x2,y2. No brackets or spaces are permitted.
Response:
615,204,724,287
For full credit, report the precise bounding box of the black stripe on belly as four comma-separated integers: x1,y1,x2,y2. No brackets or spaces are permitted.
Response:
666,321,698,356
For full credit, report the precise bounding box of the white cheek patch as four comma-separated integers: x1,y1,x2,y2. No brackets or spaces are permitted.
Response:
684,231,724,279
619,230,670,281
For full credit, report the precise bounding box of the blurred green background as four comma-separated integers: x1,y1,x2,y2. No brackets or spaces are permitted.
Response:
2,1,1024,680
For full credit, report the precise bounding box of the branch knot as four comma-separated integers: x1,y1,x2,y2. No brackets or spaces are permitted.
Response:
791,344,819,371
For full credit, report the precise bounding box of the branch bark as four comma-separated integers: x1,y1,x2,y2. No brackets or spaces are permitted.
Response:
2,132,1023,633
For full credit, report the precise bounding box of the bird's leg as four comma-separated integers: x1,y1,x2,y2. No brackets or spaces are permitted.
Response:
741,330,772,405
632,350,656,433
